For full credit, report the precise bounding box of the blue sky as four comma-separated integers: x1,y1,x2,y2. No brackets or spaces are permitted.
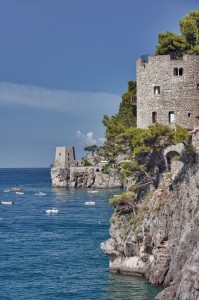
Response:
0,0,197,167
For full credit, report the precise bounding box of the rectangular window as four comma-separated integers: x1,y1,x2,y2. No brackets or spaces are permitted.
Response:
152,112,157,123
154,86,160,95
169,111,175,124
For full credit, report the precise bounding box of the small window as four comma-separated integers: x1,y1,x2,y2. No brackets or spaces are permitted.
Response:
154,86,160,95
179,68,183,76
169,111,175,124
152,112,157,123
188,113,191,117
173,68,178,76
59,153,61,156
197,83,199,89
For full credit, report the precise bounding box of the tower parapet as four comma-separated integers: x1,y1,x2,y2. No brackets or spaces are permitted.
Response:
136,54,199,129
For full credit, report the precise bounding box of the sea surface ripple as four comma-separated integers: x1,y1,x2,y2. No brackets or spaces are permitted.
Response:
0,168,163,300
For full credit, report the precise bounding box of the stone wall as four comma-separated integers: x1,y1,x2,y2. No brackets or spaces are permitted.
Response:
137,55,199,129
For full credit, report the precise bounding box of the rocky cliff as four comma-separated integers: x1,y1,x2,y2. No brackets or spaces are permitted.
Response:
101,131,199,300
51,151,126,189
51,165,123,189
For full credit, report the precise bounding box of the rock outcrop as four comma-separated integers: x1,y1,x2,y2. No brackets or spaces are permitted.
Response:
51,150,125,189
101,132,199,300
51,166,70,187
51,166,123,189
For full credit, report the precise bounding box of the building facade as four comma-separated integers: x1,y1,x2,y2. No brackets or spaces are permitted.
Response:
55,147,76,168
136,54,199,129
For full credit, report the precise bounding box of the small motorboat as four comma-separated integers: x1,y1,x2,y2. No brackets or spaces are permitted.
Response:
46,208,59,214
84,201,96,206
16,192,24,195
87,190,98,193
11,187,23,192
35,191,46,196
3,189,10,193
1,201,14,205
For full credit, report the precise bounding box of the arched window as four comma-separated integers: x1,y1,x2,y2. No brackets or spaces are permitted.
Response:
179,68,183,76
154,86,160,95
173,68,178,76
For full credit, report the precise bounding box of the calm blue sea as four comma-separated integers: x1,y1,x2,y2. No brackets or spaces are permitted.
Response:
0,168,163,300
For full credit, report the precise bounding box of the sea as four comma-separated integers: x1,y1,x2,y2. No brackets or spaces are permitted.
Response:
0,168,163,300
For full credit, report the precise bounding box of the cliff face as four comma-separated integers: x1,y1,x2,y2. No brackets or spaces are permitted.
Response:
101,132,199,300
51,166,70,187
51,166,123,189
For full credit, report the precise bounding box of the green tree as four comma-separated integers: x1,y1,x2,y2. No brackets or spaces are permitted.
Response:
102,81,137,160
84,145,97,153
156,32,189,59
118,81,137,128
156,7,199,58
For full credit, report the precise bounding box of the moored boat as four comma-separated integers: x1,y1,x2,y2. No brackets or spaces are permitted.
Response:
1,201,14,205
85,201,96,206
35,191,46,196
11,187,23,192
46,208,59,214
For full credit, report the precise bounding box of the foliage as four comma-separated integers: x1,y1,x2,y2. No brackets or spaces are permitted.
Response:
184,144,197,154
115,124,189,194
102,81,136,141
82,159,92,166
156,32,189,59
84,145,97,152
121,123,189,157
101,164,110,174
109,192,135,205
156,7,199,58
119,81,137,128
171,155,181,162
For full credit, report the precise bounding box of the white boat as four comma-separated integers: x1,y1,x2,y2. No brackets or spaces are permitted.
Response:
1,201,14,205
35,191,46,196
3,189,10,193
16,192,24,195
87,190,98,193
85,201,96,206
46,208,59,214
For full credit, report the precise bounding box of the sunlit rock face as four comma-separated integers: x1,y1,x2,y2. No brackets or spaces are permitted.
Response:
51,166,123,189
101,132,199,300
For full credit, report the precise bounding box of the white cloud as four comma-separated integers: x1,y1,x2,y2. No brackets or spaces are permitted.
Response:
76,130,106,146
76,130,97,146
0,81,121,117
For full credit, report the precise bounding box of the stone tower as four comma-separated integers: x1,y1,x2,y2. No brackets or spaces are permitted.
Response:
136,54,199,129
55,147,76,168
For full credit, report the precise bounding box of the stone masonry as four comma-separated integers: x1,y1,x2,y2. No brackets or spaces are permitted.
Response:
136,54,199,129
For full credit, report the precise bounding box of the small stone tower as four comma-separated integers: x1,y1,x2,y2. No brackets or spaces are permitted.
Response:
55,147,76,168
136,54,199,129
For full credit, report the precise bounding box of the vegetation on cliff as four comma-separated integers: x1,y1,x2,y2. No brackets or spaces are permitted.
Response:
102,91,190,196
156,7,199,58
